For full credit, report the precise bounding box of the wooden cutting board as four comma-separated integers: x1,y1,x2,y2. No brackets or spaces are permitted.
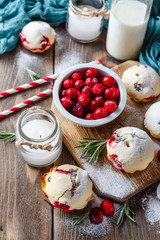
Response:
52,60,160,202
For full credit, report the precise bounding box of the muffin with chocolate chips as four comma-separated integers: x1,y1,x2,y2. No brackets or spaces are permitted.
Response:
41,164,93,211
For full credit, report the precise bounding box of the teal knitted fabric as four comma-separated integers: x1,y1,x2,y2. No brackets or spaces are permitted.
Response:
0,0,159,75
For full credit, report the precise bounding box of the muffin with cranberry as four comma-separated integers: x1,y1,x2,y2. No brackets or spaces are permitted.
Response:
145,101,160,139
107,127,154,173
19,21,56,53
41,164,93,211
122,65,160,102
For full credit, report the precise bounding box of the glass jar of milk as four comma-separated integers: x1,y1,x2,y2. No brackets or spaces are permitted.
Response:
106,0,153,60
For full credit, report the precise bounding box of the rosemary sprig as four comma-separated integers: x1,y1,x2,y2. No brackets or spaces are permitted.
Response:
0,131,16,142
116,200,136,226
72,212,89,225
75,137,107,165
25,68,41,81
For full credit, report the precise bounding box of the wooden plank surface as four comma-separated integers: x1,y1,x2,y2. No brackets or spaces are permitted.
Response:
0,24,160,240
0,43,53,240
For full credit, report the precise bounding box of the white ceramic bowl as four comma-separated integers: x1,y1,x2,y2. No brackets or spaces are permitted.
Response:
53,63,127,127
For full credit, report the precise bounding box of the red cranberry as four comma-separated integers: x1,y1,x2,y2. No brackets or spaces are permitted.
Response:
81,86,94,99
85,77,98,87
66,88,78,99
102,76,116,87
95,96,105,106
104,87,119,100
104,100,118,113
157,150,160,159
112,87,120,99
72,103,84,118
71,72,82,81
78,93,90,107
61,96,73,109
74,80,85,90
85,113,95,120
89,100,99,112
100,200,115,216
62,79,74,89
60,89,67,98
94,107,108,119
92,83,105,95
85,68,98,78
89,207,103,224
77,90,81,96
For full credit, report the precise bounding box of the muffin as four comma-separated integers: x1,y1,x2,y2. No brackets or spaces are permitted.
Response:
145,101,160,139
19,21,56,53
107,127,154,173
122,65,160,102
41,164,93,211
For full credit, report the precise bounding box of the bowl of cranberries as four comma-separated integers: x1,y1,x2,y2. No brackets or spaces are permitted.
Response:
53,63,127,127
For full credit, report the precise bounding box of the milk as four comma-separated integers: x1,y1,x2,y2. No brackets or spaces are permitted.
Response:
106,0,148,60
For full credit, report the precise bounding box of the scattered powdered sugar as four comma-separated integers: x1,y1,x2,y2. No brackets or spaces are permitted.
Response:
142,187,160,234
54,192,119,237
82,160,135,199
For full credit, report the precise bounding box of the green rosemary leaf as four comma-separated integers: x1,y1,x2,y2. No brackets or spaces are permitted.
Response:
126,214,136,223
25,68,41,81
75,138,107,165
117,200,136,226
129,208,135,215
0,131,16,142
72,212,89,225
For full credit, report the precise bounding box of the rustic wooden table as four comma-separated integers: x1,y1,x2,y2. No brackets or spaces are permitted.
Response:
0,25,159,240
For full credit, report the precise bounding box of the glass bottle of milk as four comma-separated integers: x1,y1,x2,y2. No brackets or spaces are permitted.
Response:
106,0,153,60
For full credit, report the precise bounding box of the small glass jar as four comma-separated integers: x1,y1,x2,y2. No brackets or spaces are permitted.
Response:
106,0,153,60
16,106,62,167
66,0,105,43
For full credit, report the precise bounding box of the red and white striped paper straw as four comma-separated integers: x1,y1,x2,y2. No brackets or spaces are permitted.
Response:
0,60,103,99
0,74,59,98
0,59,104,119
0,87,53,119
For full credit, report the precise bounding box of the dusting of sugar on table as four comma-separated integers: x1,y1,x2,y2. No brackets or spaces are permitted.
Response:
142,185,160,234
54,192,120,237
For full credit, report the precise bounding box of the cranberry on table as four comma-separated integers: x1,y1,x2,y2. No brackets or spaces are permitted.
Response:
157,150,160,159
85,77,98,87
71,72,82,81
81,86,94,99
72,103,84,118
62,79,74,89
95,96,105,106
85,113,95,120
89,100,99,112
74,80,85,90
89,207,103,224
92,83,105,95
85,68,98,78
94,107,108,119
102,76,116,87
66,88,78,98
104,100,118,113
100,200,115,216
78,93,90,107
61,96,73,109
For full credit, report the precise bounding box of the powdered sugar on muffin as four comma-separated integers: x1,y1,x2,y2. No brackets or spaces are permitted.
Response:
20,21,56,53
107,127,154,173
41,164,93,211
145,101,160,139
122,65,160,102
